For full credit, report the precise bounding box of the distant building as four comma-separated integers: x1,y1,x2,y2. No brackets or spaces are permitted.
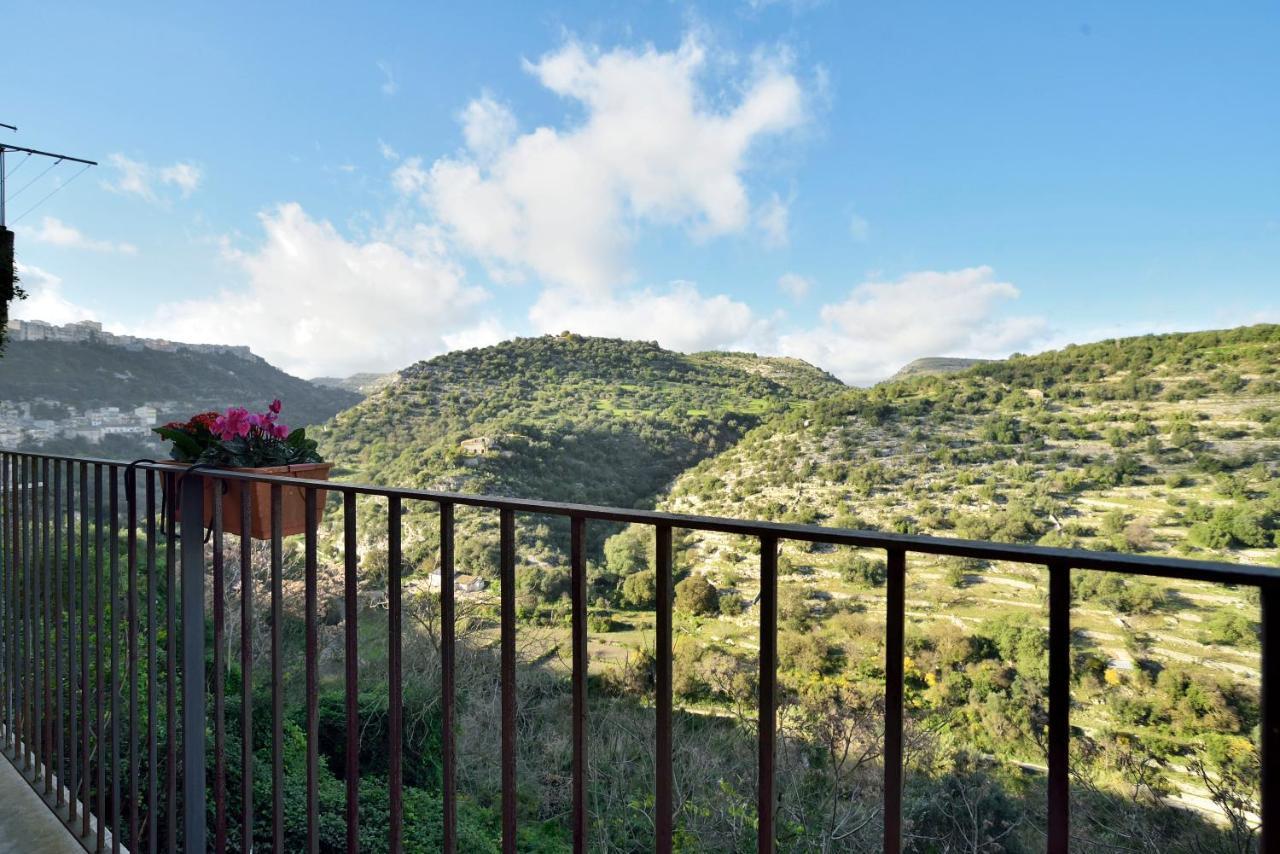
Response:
5,318,255,360
460,436,494,455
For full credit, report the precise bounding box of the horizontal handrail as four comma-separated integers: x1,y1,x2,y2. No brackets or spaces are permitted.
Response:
3,449,1272,585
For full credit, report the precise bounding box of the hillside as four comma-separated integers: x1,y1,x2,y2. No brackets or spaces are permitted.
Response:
0,338,361,427
591,323,1279,836
317,333,843,567
889,355,991,380
310,371,398,396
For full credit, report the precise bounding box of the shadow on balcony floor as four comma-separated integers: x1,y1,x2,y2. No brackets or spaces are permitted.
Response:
0,754,83,854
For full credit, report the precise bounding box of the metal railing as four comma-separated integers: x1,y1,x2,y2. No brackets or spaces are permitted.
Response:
0,448,1275,853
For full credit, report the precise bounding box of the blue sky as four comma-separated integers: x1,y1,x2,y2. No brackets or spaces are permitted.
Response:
4,1,1277,382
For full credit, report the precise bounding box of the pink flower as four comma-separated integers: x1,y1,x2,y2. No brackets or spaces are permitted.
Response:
271,422,289,439
213,406,251,440
269,399,282,415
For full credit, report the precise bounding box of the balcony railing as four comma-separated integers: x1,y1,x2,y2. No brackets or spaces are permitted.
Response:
0,448,1275,852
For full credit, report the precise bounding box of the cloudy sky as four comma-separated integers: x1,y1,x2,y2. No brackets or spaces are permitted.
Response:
4,2,1277,383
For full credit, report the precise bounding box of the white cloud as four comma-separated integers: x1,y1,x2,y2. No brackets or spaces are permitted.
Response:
442,318,515,352
17,217,137,254
135,203,489,377
105,154,202,202
777,272,811,299
459,94,517,162
377,60,397,96
529,281,771,353
757,193,790,248
11,263,99,325
378,139,399,161
779,266,1047,384
411,35,807,292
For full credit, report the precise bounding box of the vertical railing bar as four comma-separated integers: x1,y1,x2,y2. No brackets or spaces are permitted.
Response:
758,535,778,854
440,501,456,854
68,460,79,826
23,455,33,771
80,459,90,837
343,492,360,854
42,457,52,795
654,523,673,854
499,507,517,854
305,486,320,854
109,467,121,854
0,455,6,754
1,454,9,757
179,469,207,854
387,495,403,854
570,515,588,854
165,470,177,854
240,482,254,853
145,470,157,854
212,478,227,854
1047,559,1071,852
271,483,284,854
30,457,41,782
12,455,22,765
1261,580,1278,854
0,454,6,756
883,547,906,854
96,463,106,852
885,550,906,850
126,463,139,848
54,459,65,808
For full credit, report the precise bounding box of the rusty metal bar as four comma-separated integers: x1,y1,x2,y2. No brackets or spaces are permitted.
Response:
305,487,320,854
758,536,778,854
145,470,157,854
883,548,906,853
388,495,403,854
271,483,284,854
239,481,254,853
1047,560,1071,852
440,501,456,854
654,523,673,854
1262,580,1279,853
570,515,588,853
343,491,360,854
126,462,139,847
500,507,517,854
109,467,121,854
180,469,208,853
212,478,227,853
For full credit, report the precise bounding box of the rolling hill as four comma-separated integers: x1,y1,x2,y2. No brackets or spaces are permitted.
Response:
316,332,843,568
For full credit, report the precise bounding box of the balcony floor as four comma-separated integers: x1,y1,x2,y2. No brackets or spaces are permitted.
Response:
0,753,83,854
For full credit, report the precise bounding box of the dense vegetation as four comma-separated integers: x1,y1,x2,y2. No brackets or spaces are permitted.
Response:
0,339,360,426
317,332,843,568
581,323,1278,849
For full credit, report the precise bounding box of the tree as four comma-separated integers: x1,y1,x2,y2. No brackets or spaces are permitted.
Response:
0,227,24,356
605,527,651,576
675,574,719,615
619,570,656,608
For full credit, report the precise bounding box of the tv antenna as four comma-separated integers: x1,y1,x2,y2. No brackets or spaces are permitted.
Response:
1,123,98,227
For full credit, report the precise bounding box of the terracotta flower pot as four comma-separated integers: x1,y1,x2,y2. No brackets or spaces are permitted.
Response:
166,462,332,539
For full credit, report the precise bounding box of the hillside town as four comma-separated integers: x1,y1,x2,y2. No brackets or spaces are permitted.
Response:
0,398,159,446
5,318,254,360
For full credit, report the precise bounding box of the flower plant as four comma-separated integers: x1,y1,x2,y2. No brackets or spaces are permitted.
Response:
153,399,324,467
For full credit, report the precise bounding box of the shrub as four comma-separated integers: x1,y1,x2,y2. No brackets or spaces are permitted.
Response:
675,574,719,615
